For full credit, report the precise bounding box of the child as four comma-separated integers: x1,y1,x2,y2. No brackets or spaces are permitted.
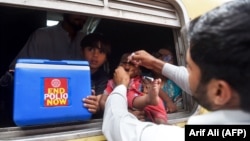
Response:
100,53,167,124
81,33,111,119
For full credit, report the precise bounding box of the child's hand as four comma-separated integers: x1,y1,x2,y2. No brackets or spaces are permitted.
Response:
82,91,99,113
166,100,177,113
129,109,145,121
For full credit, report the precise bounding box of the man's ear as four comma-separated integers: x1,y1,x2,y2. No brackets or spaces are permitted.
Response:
213,80,232,106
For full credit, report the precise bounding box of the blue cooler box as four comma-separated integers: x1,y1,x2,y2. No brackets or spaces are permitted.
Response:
13,59,92,127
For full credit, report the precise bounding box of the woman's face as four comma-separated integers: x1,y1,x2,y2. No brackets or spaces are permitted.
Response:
158,49,174,64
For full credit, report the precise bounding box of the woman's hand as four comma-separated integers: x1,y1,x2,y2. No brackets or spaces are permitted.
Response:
166,100,177,113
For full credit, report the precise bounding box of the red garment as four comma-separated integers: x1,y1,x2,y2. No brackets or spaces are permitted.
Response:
144,101,167,123
104,76,167,123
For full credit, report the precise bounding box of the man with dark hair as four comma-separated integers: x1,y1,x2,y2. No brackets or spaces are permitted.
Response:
0,14,102,121
9,14,88,70
102,0,250,141
1,14,88,86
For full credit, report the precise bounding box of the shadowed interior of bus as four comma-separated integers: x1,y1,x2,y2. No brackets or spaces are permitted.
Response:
0,5,177,125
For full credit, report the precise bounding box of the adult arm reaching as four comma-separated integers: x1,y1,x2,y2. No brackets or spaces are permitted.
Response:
102,66,184,141
128,50,191,94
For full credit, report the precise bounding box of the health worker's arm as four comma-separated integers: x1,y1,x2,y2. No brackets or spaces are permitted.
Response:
102,84,184,141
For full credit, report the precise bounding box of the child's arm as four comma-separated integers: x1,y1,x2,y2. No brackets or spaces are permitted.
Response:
132,94,154,110
99,94,109,111
99,79,114,111
131,79,161,110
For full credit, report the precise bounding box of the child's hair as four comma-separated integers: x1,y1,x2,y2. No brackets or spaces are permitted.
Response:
80,33,111,55
119,53,131,64
119,52,142,77
119,52,137,67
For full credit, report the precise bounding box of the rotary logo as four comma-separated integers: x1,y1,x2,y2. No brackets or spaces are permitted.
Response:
51,79,61,88
44,78,69,107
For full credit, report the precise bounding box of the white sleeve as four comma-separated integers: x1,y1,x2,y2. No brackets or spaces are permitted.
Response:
141,124,184,141
162,63,192,95
102,85,185,141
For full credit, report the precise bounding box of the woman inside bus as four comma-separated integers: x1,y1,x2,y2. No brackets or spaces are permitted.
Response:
152,48,183,113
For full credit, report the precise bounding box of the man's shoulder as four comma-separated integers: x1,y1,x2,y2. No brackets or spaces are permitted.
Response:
30,24,65,40
187,110,250,125
35,24,60,32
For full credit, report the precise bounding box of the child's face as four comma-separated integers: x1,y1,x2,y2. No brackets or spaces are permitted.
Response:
142,78,151,94
142,84,149,94
120,61,140,78
83,47,107,71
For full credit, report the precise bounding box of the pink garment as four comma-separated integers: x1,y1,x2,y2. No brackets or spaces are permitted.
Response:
104,76,167,123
